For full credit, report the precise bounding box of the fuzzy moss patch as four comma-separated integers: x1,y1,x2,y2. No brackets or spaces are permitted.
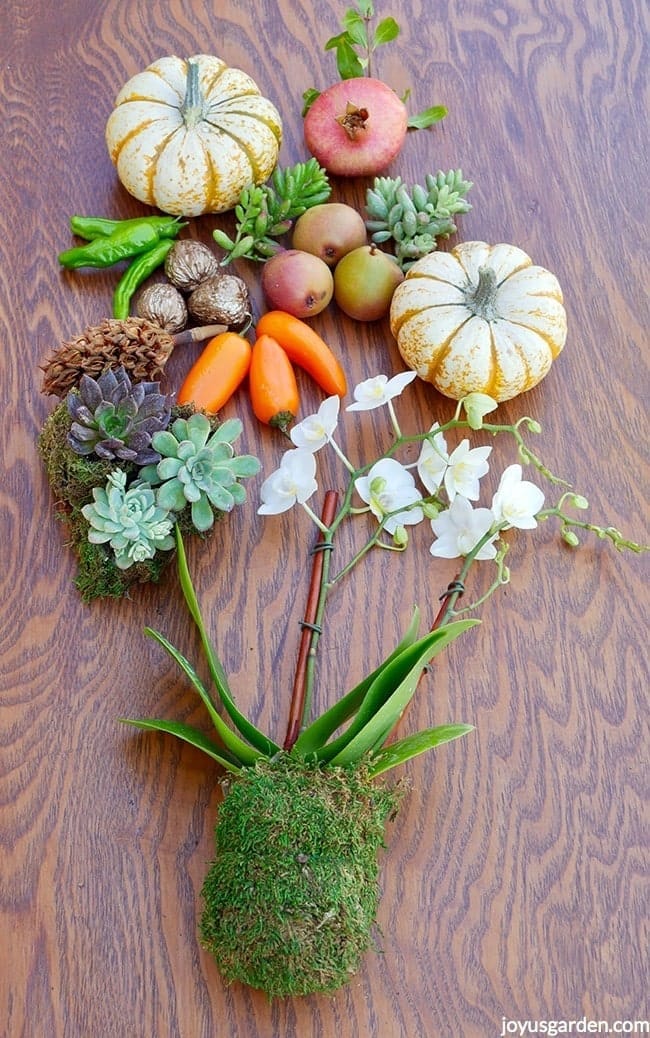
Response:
38,402,220,601
200,756,402,998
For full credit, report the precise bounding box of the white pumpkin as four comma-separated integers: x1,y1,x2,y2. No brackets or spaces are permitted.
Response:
105,54,283,217
389,241,567,402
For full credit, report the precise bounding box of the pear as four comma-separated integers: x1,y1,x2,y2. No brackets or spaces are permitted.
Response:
261,249,334,318
334,244,404,321
292,203,368,267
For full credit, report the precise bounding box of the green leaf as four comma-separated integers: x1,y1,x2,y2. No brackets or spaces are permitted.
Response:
367,724,475,777
212,229,235,250
292,608,422,756
324,31,351,51
357,0,374,16
228,234,256,260
327,620,478,767
335,38,365,79
342,10,368,48
174,528,281,758
372,17,399,47
144,626,262,766
407,106,448,129
312,618,475,763
119,718,244,775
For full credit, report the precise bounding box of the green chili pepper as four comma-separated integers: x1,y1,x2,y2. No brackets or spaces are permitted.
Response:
68,214,184,241
112,238,176,320
58,218,186,269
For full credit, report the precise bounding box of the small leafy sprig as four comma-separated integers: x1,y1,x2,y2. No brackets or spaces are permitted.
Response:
302,0,447,129
365,171,474,270
213,160,331,265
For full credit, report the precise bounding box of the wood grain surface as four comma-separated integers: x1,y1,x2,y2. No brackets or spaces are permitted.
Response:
1,2,648,1036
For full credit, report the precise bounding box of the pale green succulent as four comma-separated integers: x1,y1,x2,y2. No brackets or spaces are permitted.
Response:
140,413,260,533
81,469,175,569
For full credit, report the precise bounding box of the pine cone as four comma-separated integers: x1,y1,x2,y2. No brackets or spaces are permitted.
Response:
40,317,176,398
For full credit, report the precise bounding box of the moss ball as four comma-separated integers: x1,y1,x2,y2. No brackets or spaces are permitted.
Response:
200,755,401,997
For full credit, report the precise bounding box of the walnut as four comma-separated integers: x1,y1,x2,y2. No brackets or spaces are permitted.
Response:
164,240,220,293
187,275,252,328
135,283,188,333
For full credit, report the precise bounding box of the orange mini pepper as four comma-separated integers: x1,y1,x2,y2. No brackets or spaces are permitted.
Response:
177,332,252,413
249,334,300,432
255,310,347,398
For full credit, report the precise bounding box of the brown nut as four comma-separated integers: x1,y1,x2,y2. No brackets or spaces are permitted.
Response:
164,240,220,293
135,283,188,333
187,274,252,328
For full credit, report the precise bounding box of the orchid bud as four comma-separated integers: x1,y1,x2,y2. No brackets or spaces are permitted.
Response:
562,529,580,547
571,494,589,510
422,501,441,519
392,525,409,548
463,392,498,430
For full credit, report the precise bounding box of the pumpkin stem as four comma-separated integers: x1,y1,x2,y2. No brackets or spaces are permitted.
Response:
464,265,499,320
181,59,205,127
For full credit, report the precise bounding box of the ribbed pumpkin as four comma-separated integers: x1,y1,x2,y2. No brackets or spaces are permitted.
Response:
105,54,283,217
389,241,567,402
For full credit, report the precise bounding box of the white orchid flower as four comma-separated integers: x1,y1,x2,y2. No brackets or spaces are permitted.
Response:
355,458,424,534
290,396,340,452
443,439,492,502
491,464,545,529
258,449,318,515
417,423,450,493
346,371,417,411
430,495,498,560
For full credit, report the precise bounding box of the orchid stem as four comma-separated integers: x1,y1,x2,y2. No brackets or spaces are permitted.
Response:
284,490,339,750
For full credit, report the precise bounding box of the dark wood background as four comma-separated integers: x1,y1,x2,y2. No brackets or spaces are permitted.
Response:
2,2,648,1036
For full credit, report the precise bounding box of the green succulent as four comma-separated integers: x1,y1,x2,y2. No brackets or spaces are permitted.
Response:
140,413,261,533
365,170,473,270
67,366,172,466
81,468,175,570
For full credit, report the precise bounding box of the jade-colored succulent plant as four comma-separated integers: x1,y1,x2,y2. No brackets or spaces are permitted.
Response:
67,366,172,466
140,413,260,533
81,468,175,569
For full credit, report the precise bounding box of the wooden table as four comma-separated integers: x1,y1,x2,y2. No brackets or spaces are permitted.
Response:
2,2,648,1035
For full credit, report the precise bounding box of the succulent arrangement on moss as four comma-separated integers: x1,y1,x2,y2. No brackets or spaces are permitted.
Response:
39,356,259,599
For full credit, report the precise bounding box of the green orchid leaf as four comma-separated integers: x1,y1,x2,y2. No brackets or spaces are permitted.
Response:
407,106,448,129
292,607,422,756
372,17,399,47
310,618,476,762
327,620,478,767
119,718,243,775
174,528,281,758
144,626,262,767
367,724,475,777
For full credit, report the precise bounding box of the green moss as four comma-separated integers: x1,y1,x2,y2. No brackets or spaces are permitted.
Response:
38,401,116,508
200,755,402,998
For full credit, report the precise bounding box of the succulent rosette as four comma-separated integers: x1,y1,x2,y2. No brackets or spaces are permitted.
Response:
66,366,171,466
140,413,261,532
